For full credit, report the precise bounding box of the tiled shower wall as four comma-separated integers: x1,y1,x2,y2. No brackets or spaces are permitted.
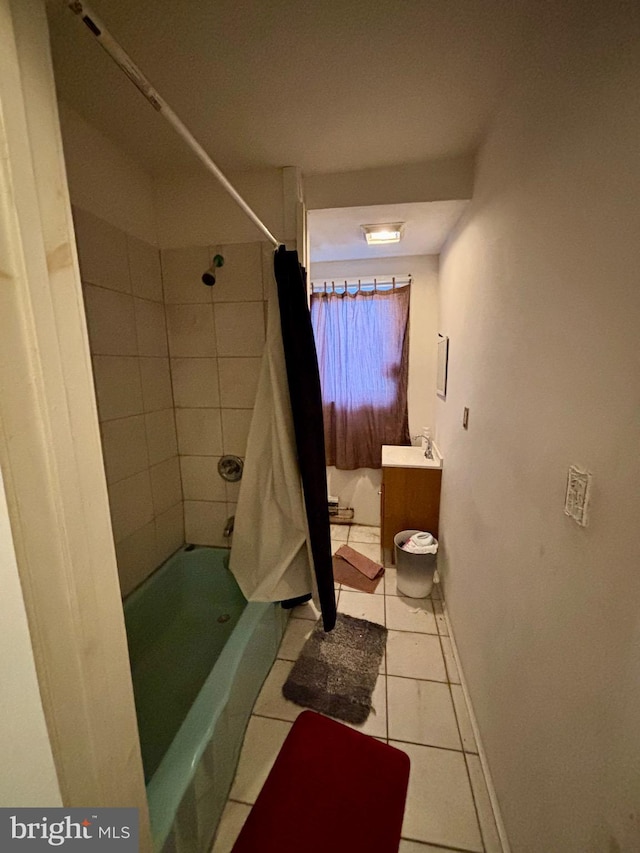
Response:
73,207,184,597
160,241,270,548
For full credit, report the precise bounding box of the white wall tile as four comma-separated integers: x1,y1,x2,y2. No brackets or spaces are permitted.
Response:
128,235,162,302
180,456,226,501
100,415,149,484
176,408,223,456
166,304,216,357
221,408,252,456
150,456,182,516
139,357,173,412
108,470,154,543
155,502,184,565
145,409,178,465
161,246,211,304
83,285,137,356
210,242,263,302
115,521,157,597
184,500,229,547
134,298,168,357
73,207,130,293
171,358,219,407
218,358,261,408
214,301,265,356
92,355,143,421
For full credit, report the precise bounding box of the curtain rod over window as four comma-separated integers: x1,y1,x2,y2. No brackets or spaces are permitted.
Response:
65,2,282,249
310,276,412,294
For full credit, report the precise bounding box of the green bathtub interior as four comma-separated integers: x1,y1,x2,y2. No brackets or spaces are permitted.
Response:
123,546,288,851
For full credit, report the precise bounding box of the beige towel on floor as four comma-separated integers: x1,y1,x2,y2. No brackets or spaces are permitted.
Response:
335,544,384,580
332,555,382,594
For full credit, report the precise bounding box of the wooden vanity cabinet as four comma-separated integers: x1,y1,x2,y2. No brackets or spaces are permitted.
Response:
381,465,442,564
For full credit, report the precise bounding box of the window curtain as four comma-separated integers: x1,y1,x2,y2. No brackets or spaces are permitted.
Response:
311,286,411,470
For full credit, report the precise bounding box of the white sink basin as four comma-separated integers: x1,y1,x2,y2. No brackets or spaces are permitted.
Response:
382,444,443,470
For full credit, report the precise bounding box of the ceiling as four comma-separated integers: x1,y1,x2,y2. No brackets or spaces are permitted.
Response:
46,0,532,177
309,202,468,262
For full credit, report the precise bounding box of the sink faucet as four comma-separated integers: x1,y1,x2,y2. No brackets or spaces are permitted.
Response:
224,515,235,538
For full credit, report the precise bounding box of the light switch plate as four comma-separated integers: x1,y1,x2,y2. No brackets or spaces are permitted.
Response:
564,466,592,526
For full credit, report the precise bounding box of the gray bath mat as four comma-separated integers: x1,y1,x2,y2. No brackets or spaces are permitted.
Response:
282,613,387,724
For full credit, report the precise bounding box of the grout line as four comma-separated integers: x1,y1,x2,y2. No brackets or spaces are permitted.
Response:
399,833,481,853
463,751,487,853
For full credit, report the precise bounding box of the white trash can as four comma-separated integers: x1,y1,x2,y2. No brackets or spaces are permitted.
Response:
394,529,438,598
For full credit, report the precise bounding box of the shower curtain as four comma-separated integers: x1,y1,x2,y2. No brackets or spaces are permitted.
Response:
229,248,336,632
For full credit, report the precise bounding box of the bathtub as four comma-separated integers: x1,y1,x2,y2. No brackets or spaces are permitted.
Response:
123,545,288,852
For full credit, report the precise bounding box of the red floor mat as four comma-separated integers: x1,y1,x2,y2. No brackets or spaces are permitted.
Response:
231,710,410,853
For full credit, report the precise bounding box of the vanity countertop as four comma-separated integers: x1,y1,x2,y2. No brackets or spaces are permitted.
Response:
381,444,443,470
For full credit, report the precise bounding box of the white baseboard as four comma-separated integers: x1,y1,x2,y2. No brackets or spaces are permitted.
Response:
444,606,512,853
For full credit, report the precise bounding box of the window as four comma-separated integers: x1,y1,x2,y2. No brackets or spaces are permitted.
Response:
310,280,411,469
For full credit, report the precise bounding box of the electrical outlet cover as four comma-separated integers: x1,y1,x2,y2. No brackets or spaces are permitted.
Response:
564,466,592,526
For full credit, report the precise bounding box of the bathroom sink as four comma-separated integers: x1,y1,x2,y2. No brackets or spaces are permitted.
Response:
381,444,443,470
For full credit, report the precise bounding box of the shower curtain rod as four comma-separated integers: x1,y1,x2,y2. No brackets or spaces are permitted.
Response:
64,2,281,249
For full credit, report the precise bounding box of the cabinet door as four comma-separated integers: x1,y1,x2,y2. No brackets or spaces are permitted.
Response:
382,467,441,555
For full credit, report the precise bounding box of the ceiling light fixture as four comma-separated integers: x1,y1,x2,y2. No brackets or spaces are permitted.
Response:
362,223,405,245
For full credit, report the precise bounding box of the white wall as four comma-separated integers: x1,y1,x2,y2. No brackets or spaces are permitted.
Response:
155,168,286,249
311,255,439,524
58,101,158,245
305,155,474,211
436,5,640,852
0,467,62,806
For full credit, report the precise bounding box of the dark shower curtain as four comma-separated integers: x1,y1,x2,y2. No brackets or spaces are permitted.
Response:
274,246,336,633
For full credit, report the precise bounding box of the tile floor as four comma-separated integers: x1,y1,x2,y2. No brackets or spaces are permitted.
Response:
212,524,501,853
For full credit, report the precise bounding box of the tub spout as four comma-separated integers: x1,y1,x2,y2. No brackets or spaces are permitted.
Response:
224,515,235,538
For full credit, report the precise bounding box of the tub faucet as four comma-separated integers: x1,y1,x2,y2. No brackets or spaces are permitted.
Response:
224,515,235,538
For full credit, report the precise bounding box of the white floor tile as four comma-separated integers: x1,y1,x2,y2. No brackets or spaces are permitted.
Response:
391,741,483,852
211,801,251,852
331,538,344,555
330,524,348,541
386,631,446,682
348,524,381,544
337,589,386,625
440,636,461,683
387,676,461,750
467,753,503,853
277,618,314,661
385,567,398,595
432,599,448,635
253,659,302,722
229,716,292,804
386,595,438,634
431,580,442,600
343,672,387,738
291,599,321,621
451,684,478,753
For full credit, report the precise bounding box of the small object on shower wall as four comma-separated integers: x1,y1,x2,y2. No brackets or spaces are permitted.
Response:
462,407,469,429
564,465,592,526
202,253,225,286
218,454,243,482
436,334,449,397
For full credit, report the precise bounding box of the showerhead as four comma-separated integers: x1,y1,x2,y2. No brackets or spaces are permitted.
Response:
202,253,224,286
